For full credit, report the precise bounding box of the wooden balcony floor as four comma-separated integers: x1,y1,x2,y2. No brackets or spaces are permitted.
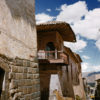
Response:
38,59,66,64
49,59,64,63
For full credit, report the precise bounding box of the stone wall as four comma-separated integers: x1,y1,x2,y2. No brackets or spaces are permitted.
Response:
0,0,37,60
0,0,40,100
0,56,40,100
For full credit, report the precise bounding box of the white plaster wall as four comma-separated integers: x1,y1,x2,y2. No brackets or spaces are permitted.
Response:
0,0,37,60
49,74,62,100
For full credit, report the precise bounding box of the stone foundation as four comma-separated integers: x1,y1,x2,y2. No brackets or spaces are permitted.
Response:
0,55,40,100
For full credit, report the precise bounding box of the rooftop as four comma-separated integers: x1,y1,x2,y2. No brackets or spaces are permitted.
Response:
37,21,76,42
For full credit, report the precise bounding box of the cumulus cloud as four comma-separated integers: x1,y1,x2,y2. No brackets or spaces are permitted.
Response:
36,1,100,51
46,9,51,12
82,55,90,60
56,1,88,24
82,62,89,72
36,13,55,24
73,8,100,40
98,0,100,2
72,8,100,50
64,35,87,52
82,62,100,72
56,1,100,51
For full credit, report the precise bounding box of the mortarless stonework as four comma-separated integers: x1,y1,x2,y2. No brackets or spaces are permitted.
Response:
0,0,40,100
0,56,40,100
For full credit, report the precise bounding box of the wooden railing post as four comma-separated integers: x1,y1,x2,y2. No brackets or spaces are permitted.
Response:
55,49,57,59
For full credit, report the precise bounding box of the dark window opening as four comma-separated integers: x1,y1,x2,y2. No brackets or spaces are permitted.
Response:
45,42,55,59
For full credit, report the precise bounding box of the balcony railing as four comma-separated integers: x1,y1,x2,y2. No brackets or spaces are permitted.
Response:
38,50,61,59
38,50,68,64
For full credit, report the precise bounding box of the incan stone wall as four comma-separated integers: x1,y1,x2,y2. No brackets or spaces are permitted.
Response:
0,0,40,100
0,56,40,100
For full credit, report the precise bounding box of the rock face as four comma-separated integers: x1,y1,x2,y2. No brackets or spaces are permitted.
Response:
0,0,40,100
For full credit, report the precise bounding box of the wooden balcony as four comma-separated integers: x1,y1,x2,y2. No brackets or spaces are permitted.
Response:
38,50,68,64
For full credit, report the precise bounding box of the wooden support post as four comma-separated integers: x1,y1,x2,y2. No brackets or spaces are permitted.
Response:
40,73,51,100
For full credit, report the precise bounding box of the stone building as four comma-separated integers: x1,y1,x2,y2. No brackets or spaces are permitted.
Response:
37,21,86,100
0,0,40,100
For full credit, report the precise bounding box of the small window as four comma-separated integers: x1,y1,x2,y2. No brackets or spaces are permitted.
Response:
45,42,55,51
45,42,55,59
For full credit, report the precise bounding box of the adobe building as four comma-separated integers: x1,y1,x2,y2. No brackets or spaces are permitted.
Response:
37,21,76,100
64,47,86,100
37,21,86,100
72,53,86,100
0,0,40,100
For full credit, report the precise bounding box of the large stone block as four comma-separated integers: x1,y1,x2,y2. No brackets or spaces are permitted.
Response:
32,74,39,79
30,62,38,68
31,92,40,99
11,65,18,72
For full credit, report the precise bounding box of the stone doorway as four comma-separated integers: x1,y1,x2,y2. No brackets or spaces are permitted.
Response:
0,67,5,99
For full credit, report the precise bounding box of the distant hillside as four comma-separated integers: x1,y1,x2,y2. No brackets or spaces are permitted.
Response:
88,71,100,77
82,71,100,86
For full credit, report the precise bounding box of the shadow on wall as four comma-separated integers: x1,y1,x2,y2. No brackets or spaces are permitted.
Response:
5,0,35,27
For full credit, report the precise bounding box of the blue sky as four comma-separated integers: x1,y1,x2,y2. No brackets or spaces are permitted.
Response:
35,0,100,72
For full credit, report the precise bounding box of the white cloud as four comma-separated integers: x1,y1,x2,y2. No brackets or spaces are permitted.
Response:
56,1,100,51
98,0,100,2
56,1,88,24
36,13,55,24
82,62,100,72
46,9,51,12
36,1,100,51
73,8,100,40
82,62,89,72
72,8,100,50
82,55,90,60
64,35,87,52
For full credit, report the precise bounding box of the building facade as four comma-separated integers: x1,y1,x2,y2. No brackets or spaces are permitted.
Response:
0,0,40,100
0,1,86,99
37,21,86,100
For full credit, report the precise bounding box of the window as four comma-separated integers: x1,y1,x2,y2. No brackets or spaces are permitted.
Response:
45,42,55,59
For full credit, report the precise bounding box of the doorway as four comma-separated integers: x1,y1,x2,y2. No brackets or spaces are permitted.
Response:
0,67,5,98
